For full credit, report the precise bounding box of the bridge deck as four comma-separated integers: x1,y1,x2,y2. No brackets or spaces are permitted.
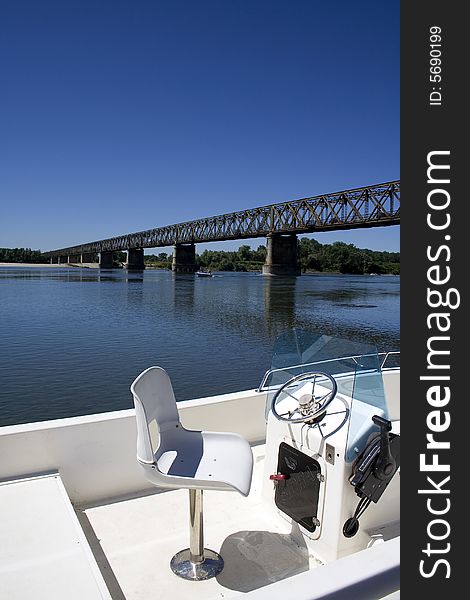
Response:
43,181,399,257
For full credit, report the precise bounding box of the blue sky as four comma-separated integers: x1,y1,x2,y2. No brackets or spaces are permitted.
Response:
0,1,399,254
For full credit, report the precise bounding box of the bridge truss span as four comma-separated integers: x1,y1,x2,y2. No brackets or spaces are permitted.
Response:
43,180,399,257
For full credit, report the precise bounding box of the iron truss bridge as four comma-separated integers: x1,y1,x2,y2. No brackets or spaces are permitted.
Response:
43,180,400,257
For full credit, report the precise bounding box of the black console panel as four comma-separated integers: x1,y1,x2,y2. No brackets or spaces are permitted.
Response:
274,442,321,533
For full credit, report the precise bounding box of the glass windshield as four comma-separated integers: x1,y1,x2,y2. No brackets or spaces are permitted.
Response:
265,328,389,462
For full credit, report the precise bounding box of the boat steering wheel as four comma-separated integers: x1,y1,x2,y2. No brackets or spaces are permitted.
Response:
271,371,338,424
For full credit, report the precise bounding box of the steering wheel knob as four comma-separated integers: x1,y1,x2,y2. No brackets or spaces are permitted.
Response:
298,393,313,406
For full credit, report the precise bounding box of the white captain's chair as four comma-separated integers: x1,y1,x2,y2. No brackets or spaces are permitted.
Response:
130,366,253,581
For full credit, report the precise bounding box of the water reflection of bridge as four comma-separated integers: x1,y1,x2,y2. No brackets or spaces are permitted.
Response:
42,181,399,276
167,274,298,338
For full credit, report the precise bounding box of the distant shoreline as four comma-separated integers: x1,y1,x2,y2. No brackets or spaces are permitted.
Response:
0,262,99,268
0,262,398,276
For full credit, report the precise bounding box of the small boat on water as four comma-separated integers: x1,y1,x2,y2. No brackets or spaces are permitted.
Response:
0,329,400,599
196,269,213,277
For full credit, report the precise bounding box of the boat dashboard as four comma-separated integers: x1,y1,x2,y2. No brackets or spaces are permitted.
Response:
260,330,400,562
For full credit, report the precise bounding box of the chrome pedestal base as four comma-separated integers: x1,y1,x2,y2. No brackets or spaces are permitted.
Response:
170,548,224,580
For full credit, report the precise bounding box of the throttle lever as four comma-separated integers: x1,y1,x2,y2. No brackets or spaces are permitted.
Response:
372,415,396,480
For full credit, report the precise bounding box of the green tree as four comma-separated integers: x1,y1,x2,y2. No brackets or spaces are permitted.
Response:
0,247,44,263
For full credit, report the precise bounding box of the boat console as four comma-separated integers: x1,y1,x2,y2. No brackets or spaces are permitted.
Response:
261,330,400,563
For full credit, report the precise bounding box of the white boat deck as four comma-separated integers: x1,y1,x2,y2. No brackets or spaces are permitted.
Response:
80,443,317,600
0,474,111,600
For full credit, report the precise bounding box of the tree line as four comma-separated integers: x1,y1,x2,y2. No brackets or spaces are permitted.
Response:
298,238,400,274
0,247,44,263
1,239,399,274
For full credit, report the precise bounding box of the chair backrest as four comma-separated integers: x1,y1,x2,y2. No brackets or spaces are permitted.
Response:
130,366,180,464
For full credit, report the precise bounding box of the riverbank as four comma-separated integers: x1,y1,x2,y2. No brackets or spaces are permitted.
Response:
0,262,400,274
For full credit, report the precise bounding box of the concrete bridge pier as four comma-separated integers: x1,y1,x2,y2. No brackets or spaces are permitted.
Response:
99,251,114,269
262,233,300,276
172,243,197,273
127,248,145,270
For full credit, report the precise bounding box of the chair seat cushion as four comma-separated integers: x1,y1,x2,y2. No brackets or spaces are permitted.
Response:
150,428,253,496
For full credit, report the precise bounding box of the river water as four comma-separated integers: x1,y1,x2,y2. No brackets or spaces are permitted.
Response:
0,267,399,427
